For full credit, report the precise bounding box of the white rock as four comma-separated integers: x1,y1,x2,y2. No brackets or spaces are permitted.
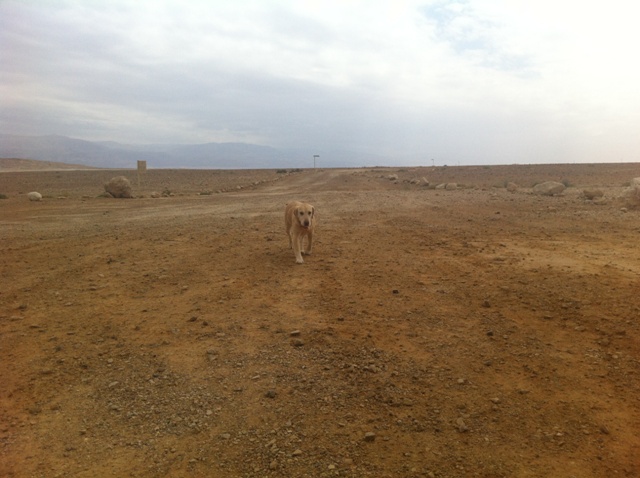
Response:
27,192,42,201
533,181,565,196
104,176,133,198
582,189,604,200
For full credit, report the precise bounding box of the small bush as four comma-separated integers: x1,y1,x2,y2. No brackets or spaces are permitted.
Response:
0,193,8,199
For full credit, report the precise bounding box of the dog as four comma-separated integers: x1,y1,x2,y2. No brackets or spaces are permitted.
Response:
285,201,316,263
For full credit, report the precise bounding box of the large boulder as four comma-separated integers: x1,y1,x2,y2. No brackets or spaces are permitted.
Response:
104,176,133,198
27,191,42,201
533,181,565,196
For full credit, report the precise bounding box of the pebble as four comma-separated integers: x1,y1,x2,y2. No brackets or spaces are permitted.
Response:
456,418,469,432
364,432,376,442
292,449,303,457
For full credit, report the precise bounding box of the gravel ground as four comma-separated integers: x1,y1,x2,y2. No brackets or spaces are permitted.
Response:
1,164,639,477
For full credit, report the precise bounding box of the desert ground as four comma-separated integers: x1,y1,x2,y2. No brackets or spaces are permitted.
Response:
1,162,639,478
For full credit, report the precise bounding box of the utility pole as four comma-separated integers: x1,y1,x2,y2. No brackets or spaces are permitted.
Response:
313,155,319,168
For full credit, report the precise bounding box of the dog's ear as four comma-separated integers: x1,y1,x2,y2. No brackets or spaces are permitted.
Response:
311,206,315,217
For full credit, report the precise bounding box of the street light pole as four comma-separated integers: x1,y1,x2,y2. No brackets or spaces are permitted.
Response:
313,155,319,168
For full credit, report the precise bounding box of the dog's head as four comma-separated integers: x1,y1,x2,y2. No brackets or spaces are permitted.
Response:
296,203,315,228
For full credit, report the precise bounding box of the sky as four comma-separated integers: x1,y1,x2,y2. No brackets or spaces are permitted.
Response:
1,0,640,166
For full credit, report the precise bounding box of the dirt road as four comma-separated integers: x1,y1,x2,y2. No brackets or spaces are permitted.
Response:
1,166,639,477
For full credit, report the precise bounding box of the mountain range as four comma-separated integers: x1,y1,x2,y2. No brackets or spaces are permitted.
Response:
0,134,387,169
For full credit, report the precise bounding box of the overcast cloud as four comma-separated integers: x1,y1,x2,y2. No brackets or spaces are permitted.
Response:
2,0,639,165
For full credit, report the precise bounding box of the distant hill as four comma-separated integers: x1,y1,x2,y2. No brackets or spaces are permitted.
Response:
0,134,387,169
0,157,98,171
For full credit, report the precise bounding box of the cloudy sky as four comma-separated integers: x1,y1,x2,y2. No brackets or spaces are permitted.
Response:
2,0,639,165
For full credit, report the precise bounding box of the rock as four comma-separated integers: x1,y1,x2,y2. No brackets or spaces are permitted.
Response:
456,417,469,432
621,183,640,208
364,432,376,442
265,390,277,399
506,182,518,192
388,174,398,181
104,176,133,198
582,189,604,200
27,192,42,201
445,183,458,190
292,449,303,457
150,191,161,198
533,181,565,196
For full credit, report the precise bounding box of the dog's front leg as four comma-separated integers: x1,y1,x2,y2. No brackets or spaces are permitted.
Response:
293,235,304,263
304,230,313,255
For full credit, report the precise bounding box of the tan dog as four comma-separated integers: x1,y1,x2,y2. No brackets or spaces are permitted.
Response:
285,201,316,264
